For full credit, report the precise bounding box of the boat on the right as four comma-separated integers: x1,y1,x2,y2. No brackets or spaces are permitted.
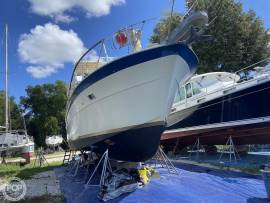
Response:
162,61,270,149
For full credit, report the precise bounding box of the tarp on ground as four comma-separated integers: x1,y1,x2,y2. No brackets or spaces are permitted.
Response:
54,162,267,203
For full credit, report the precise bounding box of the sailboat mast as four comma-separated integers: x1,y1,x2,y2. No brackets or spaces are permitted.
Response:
5,24,9,133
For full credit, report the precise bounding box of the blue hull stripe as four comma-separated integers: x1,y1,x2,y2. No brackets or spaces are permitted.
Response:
68,43,198,108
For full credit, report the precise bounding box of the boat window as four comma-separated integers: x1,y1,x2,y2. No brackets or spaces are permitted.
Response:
173,92,180,103
179,87,186,101
192,82,201,95
185,83,192,98
173,87,186,103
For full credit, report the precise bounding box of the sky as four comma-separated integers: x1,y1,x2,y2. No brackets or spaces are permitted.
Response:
0,0,269,102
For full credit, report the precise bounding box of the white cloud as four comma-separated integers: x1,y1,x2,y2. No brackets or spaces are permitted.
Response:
28,0,125,23
54,14,76,23
26,65,62,79
18,23,86,78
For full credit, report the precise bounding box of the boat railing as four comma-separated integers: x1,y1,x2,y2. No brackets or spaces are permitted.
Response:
67,5,210,98
202,58,270,95
219,57,270,85
67,19,156,98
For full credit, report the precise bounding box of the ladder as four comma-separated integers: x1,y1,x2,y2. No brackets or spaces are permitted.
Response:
63,150,72,165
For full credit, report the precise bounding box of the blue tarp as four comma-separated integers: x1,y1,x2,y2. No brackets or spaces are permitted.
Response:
55,162,268,203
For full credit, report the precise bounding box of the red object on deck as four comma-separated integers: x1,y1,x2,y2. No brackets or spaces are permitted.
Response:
115,32,128,47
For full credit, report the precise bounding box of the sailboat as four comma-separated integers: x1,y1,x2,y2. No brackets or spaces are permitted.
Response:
0,24,34,161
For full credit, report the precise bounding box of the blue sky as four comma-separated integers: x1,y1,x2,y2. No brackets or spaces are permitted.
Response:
0,0,269,102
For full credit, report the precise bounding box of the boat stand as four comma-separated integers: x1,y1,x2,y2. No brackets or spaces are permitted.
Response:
0,150,7,165
189,137,205,161
65,151,79,172
69,156,82,177
218,136,241,163
34,147,49,167
151,146,179,175
85,149,112,188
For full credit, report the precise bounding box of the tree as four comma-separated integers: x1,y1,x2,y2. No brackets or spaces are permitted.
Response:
20,81,67,147
150,0,270,73
44,116,59,137
0,91,24,130
150,12,182,43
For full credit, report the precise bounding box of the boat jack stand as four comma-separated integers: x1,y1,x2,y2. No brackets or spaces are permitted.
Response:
189,137,205,161
70,158,81,177
85,149,112,188
218,136,241,163
34,147,49,167
152,146,179,175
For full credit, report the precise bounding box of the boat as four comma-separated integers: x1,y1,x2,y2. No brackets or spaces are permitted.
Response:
46,135,63,150
0,25,34,161
162,61,270,150
66,10,209,162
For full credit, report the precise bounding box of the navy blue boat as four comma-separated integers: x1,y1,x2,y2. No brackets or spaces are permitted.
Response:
163,65,270,149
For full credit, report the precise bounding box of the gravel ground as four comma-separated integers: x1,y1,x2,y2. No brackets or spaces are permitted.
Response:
24,171,61,197
0,170,62,202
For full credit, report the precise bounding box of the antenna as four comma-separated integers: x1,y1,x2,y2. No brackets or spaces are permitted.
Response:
5,24,9,133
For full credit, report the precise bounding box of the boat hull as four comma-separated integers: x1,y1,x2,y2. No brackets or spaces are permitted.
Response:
70,124,164,162
167,80,270,130
67,44,198,161
163,79,270,148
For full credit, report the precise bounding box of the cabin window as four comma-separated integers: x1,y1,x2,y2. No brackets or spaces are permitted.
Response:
173,86,186,103
192,82,201,95
185,83,192,98
179,87,186,101
173,92,180,103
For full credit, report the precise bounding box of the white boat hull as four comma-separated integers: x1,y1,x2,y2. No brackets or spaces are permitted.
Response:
66,44,198,161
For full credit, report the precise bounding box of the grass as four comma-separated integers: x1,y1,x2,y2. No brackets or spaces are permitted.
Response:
17,194,65,203
0,160,63,180
210,162,260,174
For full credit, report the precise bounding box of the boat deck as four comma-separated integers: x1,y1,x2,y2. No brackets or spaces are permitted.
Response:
54,162,267,203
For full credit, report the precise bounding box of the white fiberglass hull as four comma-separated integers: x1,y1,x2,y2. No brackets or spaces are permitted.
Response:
66,44,198,161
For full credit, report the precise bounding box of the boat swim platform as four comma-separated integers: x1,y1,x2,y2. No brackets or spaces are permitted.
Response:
162,119,270,148
54,162,267,203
